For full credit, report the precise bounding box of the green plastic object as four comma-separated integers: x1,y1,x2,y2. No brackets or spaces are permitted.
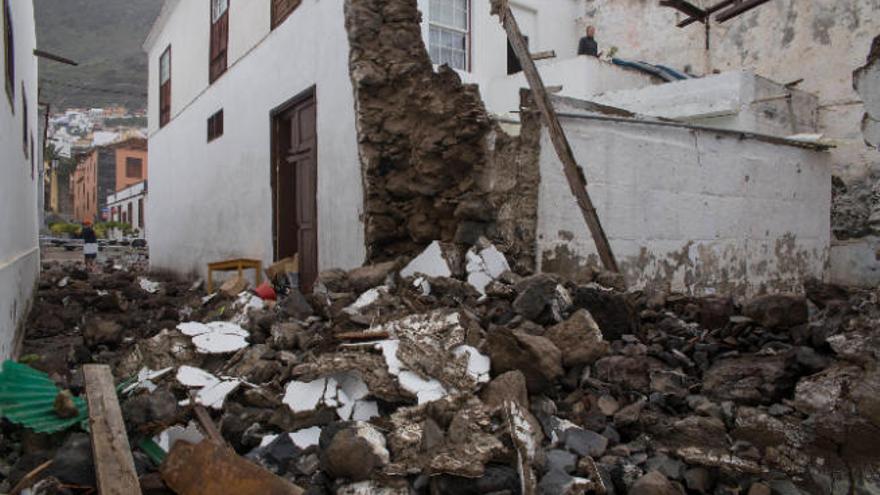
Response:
138,437,168,465
0,360,88,434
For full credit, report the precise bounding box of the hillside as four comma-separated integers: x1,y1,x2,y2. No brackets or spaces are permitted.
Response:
34,0,163,110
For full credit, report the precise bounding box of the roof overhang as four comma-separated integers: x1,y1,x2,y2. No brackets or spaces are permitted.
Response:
143,0,180,53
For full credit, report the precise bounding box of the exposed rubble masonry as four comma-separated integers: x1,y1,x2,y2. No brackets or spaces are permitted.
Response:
344,0,540,271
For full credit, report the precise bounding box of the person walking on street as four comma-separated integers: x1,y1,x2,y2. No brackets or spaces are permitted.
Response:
578,25,600,57
82,219,98,270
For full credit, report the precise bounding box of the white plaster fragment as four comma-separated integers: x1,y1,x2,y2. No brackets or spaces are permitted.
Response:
154,422,204,452
176,365,220,388
123,366,174,394
343,287,386,315
57,277,69,288
466,244,510,295
351,400,380,421
195,379,241,410
176,321,250,354
398,371,447,405
283,378,332,413
289,426,322,449
453,345,491,383
400,241,452,279
139,277,160,294
191,333,250,354
259,434,280,448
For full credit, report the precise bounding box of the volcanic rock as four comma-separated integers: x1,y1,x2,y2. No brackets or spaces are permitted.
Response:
545,309,610,367
487,327,563,393
742,294,808,329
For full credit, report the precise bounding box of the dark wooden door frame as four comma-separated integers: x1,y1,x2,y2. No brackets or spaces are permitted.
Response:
270,85,318,278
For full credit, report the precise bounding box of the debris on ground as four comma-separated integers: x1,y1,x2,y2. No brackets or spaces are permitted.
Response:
2,241,880,494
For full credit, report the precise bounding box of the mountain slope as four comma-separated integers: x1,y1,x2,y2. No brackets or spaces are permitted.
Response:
34,0,163,110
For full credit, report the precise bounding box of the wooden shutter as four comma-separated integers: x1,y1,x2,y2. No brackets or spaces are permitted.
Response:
3,0,12,103
159,46,171,127
209,1,228,83
271,0,301,29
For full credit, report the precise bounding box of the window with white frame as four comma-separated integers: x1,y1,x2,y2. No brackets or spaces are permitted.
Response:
428,0,469,71
211,0,228,23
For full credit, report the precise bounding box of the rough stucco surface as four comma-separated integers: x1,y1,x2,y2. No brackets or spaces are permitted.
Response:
582,0,880,286
0,0,40,360
344,0,539,268
537,99,831,298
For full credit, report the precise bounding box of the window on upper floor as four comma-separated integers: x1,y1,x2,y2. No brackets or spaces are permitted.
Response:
21,84,27,157
272,0,301,30
428,0,469,72
126,157,143,178
3,0,13,106
210,0,229,83
207,109,224,142
159,46,171,127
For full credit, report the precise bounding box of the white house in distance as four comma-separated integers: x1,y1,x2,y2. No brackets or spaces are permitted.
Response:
144,0,832,297
107,180,148,239
0,0,40,359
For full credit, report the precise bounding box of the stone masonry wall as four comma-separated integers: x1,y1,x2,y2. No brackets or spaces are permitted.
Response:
344,0,539,270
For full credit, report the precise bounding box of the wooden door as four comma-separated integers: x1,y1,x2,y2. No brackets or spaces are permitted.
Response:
273,92,318,292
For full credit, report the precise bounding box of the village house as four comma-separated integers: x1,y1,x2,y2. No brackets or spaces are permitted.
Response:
106,180,148,238
70,137,148,224
143,0,856,296
0,0,40,359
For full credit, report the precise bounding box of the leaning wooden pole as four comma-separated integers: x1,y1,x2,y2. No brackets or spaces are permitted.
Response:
490,0,620,273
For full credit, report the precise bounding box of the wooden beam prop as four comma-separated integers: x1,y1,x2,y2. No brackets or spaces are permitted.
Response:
84,365,142,495
490,0,620,273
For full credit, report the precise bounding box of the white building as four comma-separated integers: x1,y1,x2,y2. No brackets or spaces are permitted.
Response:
0,0,40,359
145,0,831,297
106,180,148,239
144,0,654,285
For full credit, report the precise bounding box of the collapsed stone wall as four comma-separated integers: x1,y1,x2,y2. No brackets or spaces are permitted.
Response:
343,0,539,271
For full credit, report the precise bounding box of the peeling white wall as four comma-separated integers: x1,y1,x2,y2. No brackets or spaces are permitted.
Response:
537,99,832,298
0,0,40,359
145,0,365,277
581,0,880,288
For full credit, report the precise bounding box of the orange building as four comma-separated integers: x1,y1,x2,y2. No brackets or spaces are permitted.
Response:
70,138,148,223
114,138,148,192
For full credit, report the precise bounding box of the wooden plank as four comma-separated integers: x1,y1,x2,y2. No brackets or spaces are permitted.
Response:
676,0,737,27
530,50,556,61
490,0,620,273
84,365,142,495
715,0,772,22
193,404,226,445
659,0,706,19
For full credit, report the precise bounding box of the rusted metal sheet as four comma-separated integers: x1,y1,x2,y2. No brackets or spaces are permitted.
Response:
161,440,304,495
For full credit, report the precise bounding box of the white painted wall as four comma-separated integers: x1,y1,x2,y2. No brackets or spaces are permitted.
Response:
594,71,819,138
0,0,40,359
145,0,365,277
537,98,831,298
417,0,596,114
484,56,656,116
107,181,147,237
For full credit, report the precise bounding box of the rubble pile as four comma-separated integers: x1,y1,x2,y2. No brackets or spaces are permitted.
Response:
2,243,880,494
